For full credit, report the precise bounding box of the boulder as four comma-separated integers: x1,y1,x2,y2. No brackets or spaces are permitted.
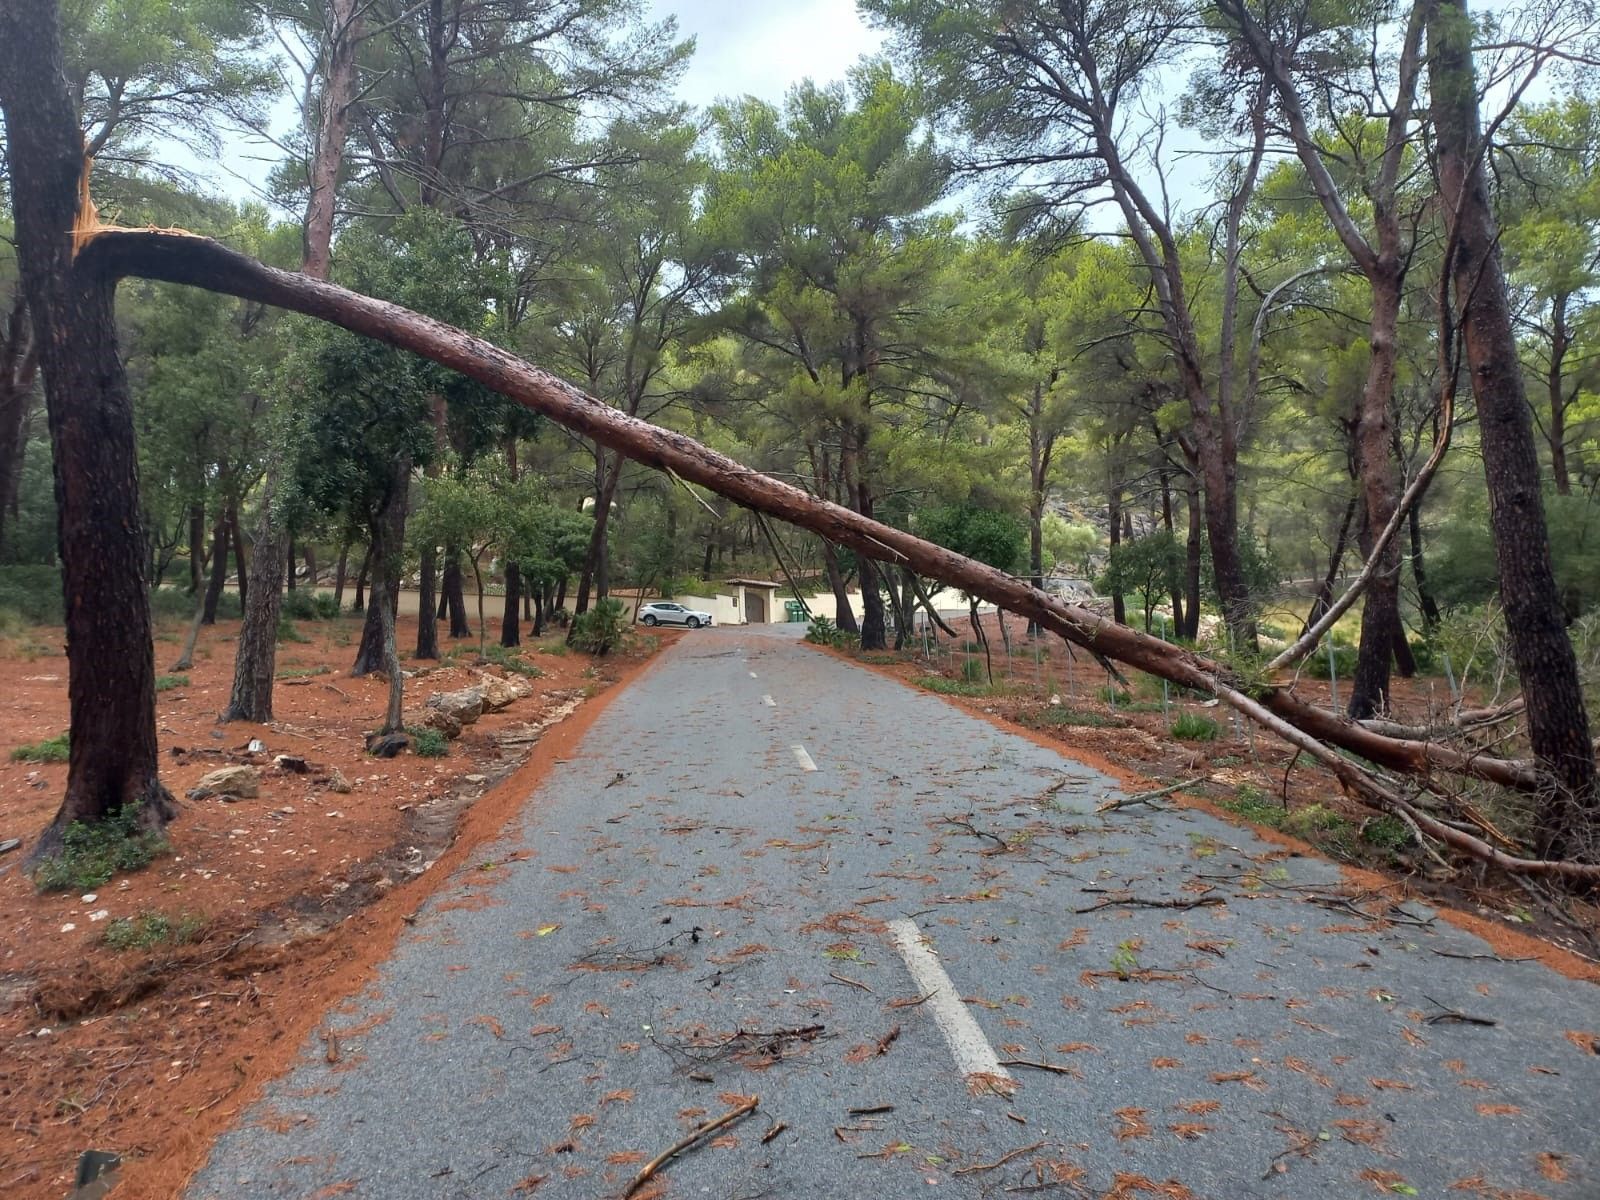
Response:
421,708,463,740
327,768,353,794
187,765,260,801
426,687,483,725
476,672,532,712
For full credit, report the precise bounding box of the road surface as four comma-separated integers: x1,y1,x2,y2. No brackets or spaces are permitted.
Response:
189,626,1598,1198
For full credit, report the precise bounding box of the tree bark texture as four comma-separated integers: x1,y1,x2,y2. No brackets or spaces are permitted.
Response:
1430,0,1598,858
201,510,230,624
222,464,287,722
501,563,521,647
441,548,471,636
353,458,410,677
0,0,174,852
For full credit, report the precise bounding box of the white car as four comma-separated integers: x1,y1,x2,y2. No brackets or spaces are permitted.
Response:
638,601,713,628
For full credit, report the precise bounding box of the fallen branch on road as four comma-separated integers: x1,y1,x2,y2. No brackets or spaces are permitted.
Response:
624,1096,759,1198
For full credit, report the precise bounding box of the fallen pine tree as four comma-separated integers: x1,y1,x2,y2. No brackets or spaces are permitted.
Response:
59,226,1600,886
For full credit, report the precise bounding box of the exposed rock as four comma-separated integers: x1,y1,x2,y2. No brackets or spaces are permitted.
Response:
365,731,411,759
273,754,310,773
420,708,463,740
476,672,532,712
426,687,483,725
187,765,261,801
327,768,353,794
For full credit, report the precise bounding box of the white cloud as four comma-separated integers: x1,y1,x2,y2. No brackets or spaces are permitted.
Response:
647,0,885,109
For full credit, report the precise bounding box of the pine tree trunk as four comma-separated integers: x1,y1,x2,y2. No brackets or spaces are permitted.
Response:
501,563,521,647
820,541,858,632
222,464,287,722
201,511,230,624
353,460,410,677
187,502,203,594
1107,479,1127,626
0,1,174,855
230,504,249,610
441,548,471,636
333,538,350,609
1409,501,1441,630
1304,495,1358,635
353,545,369,612
285,534,296,590
1430,0,1598,859
415,544,439,659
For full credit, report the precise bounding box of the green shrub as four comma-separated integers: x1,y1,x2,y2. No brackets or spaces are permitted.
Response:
1361,814,1412,853
483,643,542,677
11,731,70,762
804,615,838,644
104,911,205,951
0,565,63,624
1028,706,1126,729
407,726,449,758
1096,684,1132,706
1300,643,1358,681
154,674,189,692
275,664,330,679
1283,803,1347,839
570,598,627,655
32,806,171,892
913,674,992,697
282,590,341,621
959,656,988,683
276,615,311,643
1221,783,1285,827
1171,711,1220,741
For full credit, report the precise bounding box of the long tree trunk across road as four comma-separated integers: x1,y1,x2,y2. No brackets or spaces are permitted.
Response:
1429,0,1599,860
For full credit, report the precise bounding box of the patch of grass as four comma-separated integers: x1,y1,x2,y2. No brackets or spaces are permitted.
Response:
1027,706,1127,729
11,731,70,763
103,911,206,951
855,652,901,665
154,673,190,692
914,675,996,697
1220,783,1285,828
1361,814,1412,854
407,726,449,758
32,806,171,892
537,640,569,656
483,643,542,678
1282,802,1346,839
275,664,330,679
1171,711,1220,741
1096,684,1132,706
275,615,311,644
959,656,989,684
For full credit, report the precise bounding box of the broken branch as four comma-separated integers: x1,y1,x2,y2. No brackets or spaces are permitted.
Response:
624,1096,759,1198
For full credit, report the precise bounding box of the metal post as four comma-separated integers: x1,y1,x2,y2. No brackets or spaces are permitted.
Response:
1327,636,1339,713
1441,648,1460,705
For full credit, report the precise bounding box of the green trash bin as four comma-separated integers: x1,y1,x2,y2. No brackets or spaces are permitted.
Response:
785,600,808,622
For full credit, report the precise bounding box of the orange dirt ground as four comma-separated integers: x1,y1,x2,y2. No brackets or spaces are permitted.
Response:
0,609,676,1199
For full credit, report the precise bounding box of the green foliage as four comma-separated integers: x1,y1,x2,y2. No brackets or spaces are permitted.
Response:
1026,706,1126,729
103,911,206,951
275,615,310,643
1170,712,1220,741
805,615,839,644
1430,493,1600,618
570,598,627,656
918,503,1028,578
281,590,341,621
482,644,542,678
11,732,70,763
0,566,63,624
32,807,171,892
407,727,449,758
1221,783,1285,827
959,656,988,683
154,674,189,692
1097,532,1183,629
1300,643,1358,681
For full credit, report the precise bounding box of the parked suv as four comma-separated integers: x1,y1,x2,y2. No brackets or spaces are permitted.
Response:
638,602,714,628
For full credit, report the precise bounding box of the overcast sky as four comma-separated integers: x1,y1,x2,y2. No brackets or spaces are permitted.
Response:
646,0,884,110
189,1,882,205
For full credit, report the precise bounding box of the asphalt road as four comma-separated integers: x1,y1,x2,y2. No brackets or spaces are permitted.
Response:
189,625,1599,1199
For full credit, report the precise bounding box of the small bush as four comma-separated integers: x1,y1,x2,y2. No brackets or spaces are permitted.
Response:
1221,783,1285,827
0,565,64,624
804,615,838,644
283,590,341,621
11,731,70,763
1301,643,1358,681
1028,706,1126,729
275,664,330,679
32,806,171,892
104,911,205,951
1097,684,1132,706
913,675,992,697
1171,711,1220,741
570,598,627,656
959,656,988,683
154,674,189,692
856,652,900,665
407,726,449,758
276,615,311,643
1283,802,1346,838
1361,814,1413,853
483,643,542,678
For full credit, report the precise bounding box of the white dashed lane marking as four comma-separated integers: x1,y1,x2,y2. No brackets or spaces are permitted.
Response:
762,695,776,707
887,918,1012,1087
790,744,818,772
